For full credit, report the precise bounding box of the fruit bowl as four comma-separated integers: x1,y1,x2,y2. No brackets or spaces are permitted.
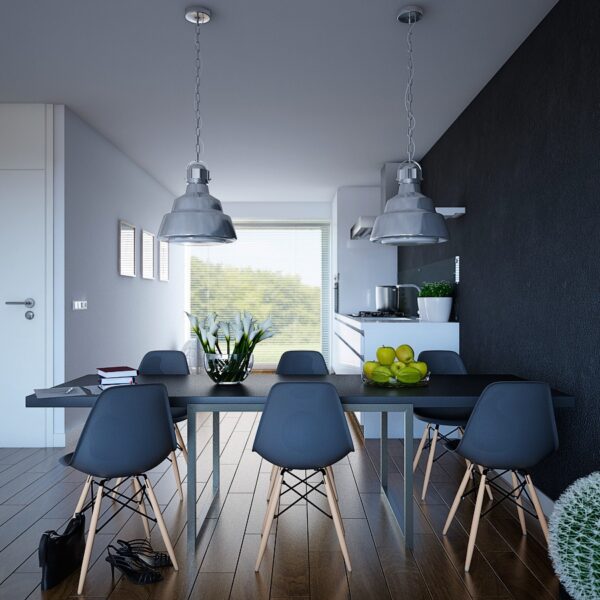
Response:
362,343,430,388
362,373,431,389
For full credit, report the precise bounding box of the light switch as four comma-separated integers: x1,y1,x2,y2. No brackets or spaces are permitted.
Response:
72,300,87,311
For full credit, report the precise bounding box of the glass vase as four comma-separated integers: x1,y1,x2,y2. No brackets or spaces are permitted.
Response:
203,352,254,385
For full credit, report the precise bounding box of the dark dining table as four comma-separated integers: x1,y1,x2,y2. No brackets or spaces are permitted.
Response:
26,373,575,550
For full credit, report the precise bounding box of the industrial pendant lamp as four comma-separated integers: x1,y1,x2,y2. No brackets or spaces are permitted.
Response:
371,6,448,246
158,6,236,245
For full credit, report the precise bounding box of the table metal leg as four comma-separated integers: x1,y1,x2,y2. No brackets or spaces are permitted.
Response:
187,408,197,548
403,406,414,548
212,412,220,493
380,412,388,491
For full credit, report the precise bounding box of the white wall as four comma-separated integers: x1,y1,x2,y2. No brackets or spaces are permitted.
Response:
332,186,397,314
225,201,331,222
63,108,185,383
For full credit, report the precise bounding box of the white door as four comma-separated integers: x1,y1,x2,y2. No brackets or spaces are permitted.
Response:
0,104,53,447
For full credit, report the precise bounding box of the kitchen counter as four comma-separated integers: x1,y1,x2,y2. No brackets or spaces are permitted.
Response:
336,313,419,324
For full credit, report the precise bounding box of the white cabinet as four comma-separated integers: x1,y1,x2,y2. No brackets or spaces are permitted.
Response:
333,316,363,373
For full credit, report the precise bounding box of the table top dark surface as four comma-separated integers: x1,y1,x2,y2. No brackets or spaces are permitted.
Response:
26,373,575,409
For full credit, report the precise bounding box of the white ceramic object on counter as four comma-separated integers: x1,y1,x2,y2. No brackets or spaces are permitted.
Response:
417,297,453,322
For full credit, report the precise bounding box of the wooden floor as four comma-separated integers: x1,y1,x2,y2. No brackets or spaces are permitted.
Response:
0,412,561,599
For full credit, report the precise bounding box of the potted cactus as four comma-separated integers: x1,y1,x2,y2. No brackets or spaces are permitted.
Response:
548,472,600,599
417,281,454,322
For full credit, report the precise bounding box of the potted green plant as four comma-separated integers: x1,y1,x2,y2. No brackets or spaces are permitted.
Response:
417,281,454,322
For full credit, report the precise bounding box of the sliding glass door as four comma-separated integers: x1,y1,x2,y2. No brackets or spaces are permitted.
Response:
187,222,330,367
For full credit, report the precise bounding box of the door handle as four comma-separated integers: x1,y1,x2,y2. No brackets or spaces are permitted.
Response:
5,298,35,308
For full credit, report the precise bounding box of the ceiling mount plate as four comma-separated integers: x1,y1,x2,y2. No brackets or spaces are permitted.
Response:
185,6,211,24
397,5,424,23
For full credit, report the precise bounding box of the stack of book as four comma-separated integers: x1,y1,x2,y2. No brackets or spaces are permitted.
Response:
97,366,138,390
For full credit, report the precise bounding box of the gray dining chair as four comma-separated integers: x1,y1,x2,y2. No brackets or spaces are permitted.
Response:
113,350,189,503
267,350,331,502
443,381,558,571
138,350,190,501
276,350,329,376
411,350,492,501
60,384,179,594
252,382,354,572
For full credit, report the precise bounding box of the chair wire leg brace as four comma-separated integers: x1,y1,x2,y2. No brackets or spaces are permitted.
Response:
460,468,539,520
275,469,332,520
78,477,158,534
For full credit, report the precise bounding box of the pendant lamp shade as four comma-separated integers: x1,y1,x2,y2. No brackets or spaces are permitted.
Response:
370,163,448,246
158,162,236,245
371,6,449,246
158,7,236,246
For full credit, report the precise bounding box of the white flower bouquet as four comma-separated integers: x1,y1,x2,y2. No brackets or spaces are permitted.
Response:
186,311,274,384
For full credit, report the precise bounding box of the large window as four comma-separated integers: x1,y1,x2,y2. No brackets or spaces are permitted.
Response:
187,222,330,366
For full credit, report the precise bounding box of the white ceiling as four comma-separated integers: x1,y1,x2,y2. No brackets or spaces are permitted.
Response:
0,0,557,203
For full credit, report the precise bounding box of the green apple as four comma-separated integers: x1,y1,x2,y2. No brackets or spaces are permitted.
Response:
362,361,379,379
395,344,415,363
411,361,428,378
376,346,396,366
390,362,403,378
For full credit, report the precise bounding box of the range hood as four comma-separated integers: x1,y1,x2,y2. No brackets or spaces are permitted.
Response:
350,216,377,240
350,208,465,240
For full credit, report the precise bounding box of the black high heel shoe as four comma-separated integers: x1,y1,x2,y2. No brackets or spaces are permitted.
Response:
116,538,173,568
105,545,163,585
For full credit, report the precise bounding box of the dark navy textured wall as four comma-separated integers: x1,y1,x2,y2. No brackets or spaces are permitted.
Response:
397,0,600,499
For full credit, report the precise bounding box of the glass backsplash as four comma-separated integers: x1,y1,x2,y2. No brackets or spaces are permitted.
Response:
398,256,459,320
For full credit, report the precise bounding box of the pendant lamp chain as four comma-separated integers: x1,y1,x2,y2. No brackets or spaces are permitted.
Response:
405,15,416,164
194,16,203,163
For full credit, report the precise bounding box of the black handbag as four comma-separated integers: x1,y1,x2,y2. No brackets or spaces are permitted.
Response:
39,513,86,590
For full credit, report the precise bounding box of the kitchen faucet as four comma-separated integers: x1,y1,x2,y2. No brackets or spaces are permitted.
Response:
397,284,422,293
396,284,421,317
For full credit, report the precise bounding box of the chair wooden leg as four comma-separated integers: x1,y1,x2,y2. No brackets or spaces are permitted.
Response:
443,464,473,534
111,477,123,501
74,476,92,516
77,483,104,595
132,477,151,539
324,470,352,572
458,427,468,471
465,471,487,572
170,451,184,502
266,464,279,502
325,468,344,535
255,472,283,571
174,424,188,462
525,474,549,544
325,466,339,501
421,425,438,500
413,424,430,472
144,478,179,571
262,468,281,534
466,459,474,479
478,465,494,501
512,472,527,536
